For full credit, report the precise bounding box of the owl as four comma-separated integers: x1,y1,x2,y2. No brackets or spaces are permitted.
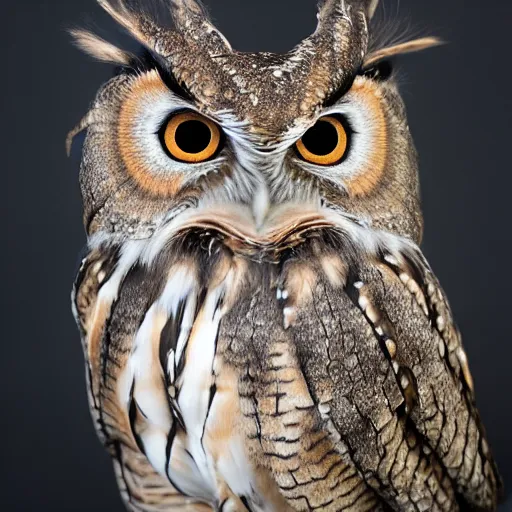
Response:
70,0,502,510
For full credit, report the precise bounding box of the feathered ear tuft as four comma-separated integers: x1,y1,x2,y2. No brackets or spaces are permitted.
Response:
169,0,232,55
69,29,133,65
363,37,444,68
96,0,162,51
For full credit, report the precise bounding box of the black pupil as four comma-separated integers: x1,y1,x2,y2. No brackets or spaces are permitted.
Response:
301,120,339,156
175,120,212,154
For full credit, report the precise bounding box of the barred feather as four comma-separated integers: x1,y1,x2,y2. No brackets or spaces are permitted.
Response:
73,204,501,511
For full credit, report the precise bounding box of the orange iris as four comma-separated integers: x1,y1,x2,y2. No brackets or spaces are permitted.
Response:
164,112,221,163
296,116,348,165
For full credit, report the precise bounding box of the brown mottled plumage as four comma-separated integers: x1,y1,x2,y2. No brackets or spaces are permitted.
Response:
70,1,502,510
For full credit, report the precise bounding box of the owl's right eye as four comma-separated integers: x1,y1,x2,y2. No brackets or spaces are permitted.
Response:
162,112,222,163
296,116,349,166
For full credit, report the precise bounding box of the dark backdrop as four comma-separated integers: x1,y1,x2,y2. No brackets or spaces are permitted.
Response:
3,0,512,510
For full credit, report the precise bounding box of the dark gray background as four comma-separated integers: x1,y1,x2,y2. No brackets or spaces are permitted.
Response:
3,0,511,510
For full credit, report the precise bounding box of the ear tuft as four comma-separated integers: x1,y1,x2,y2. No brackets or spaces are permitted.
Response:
96,0,159,50
69,28,133,65
169,0,232,54
363,37,444,68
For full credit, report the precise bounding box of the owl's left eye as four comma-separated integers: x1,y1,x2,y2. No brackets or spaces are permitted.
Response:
296,116,349,166
162,111,222,163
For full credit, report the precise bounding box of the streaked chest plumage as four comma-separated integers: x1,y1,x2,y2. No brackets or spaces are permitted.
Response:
73,205,499,511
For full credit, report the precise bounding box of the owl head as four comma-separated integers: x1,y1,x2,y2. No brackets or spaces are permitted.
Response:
69,0,440,246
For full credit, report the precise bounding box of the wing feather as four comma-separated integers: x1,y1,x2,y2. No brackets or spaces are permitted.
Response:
359,255,502,509
74,254,214,511
219,285,387,512
282,243,501,510
290,270,458,511
73,217,501,511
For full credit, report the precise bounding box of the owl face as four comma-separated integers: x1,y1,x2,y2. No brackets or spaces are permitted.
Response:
71,0,440,245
